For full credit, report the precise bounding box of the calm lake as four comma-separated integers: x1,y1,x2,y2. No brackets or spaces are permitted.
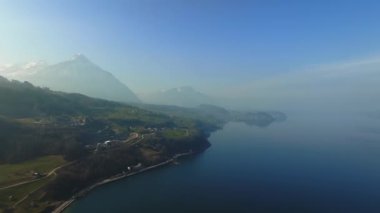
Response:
66,112,380,213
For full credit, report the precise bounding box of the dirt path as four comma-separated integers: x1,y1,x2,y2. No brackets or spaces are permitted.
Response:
0,162,73,190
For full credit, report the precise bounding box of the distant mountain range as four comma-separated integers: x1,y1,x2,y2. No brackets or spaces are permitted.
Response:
0,54,140,103
141,86,214,107
0,55,218,108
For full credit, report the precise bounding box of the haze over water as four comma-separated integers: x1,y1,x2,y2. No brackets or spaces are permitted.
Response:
67,111,380,213
1,1,380,212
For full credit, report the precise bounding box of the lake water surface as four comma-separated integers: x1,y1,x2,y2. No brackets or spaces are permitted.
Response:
66,112,380,213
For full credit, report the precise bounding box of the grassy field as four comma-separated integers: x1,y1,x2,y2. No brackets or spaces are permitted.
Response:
0,155,66,188
0,176,54,212
0,156,66,212
140,148,163,163
162,129,189,139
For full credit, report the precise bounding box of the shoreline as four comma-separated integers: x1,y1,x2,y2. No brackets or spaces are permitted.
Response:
52,151,194,213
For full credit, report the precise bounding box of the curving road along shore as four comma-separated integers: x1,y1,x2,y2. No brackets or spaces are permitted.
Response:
52,151,193,213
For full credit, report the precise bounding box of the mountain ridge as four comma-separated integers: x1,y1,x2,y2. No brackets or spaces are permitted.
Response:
0,55,140,103
141,86,214,107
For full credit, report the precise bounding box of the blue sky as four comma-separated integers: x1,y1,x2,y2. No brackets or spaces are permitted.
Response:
1,0,380,96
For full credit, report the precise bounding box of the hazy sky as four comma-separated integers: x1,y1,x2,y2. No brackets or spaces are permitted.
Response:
1,0,380,110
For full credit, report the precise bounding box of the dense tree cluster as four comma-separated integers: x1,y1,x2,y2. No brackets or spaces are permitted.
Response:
44,132,210,200
44,145,143,199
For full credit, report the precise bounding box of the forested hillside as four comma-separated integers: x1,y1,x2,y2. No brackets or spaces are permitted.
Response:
0,76,209,163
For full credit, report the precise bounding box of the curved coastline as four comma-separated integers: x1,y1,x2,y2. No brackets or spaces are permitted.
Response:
52,151,195,213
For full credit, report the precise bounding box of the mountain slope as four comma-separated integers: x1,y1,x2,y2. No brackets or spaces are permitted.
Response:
0,76,214,212
0,76,194,162
1,55,140,103
142,86,213,107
